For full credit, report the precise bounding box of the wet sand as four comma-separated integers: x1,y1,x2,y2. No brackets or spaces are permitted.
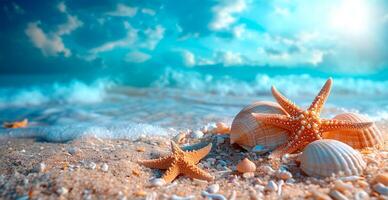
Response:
0,122,387,200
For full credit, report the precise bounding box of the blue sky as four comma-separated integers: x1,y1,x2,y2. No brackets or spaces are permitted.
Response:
1,0,388,78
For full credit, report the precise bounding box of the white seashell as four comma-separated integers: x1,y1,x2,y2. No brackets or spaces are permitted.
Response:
230,101,289,150
329,190,349,200
300,139,366,178
150,178,166,187
323,113,384,149
101,163,109,172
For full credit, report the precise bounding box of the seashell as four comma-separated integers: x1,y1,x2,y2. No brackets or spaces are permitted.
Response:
300,139,366,178
236,158,256,173
323,113,384,149
230,101,289,150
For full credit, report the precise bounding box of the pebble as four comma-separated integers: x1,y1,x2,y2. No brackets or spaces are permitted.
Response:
145,192,157,200
329,190,349,200
265,180,278,192
277,180,284,196
354,190,369,200
312,191,331,200
173,132,186,144
34,162,46,173
206,184,220,193
191,130,204,139
258,165,275,174
277,170,292,180
133,190,147,197
201,191,227,200
171,194,195,200
150,178,166,187
373,183,388,195
334,180,353,193
57,187,68,195
242,172,255,179
87,162,96,170
373,173,388,186
67,147,78,155
339,176,361,182
229,191,237,200
216,136,225,145
251,145,269,155
101,163,109,172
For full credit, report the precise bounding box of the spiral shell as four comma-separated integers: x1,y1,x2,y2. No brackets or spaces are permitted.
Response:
236,158,256,173
323,113,384,149
300,139,366,177
230,101,289,150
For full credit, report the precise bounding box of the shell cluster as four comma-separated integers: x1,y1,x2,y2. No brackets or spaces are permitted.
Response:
300,139,366,177
230,101,289,150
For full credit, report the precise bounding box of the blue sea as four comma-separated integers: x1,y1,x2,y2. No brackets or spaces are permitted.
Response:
1,67,388,142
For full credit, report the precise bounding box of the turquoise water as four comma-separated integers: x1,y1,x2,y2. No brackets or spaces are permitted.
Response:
1,69,388,142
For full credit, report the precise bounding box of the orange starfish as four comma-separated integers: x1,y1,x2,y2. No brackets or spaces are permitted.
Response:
3,118,28,128
252,78,372,159
138,141,214,183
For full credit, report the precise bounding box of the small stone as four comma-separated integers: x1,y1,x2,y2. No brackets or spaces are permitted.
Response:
191,130,204,139
150,178,166,187
354,190,369,200
373,183,388,195
329,190,349,200
201,191,227,200
251,145,269,155
133,190,147,197
258,165,275,174
57,187,68,195
277,171,292,180
87,162,96,170
339,176,361,182
206,184,220,193
101,163,109,172
312,191,331,200
136,147,146,152
67,147,78,155
334,180,353,193
242,172,255,179
265,180,278,192
216,136,225,145
34,162,46,173
171,194,196,200
20,149,26,153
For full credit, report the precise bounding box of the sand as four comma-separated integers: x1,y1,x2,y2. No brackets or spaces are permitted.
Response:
0,122,387,200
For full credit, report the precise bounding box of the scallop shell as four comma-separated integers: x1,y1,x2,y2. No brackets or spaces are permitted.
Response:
323,113,384,149
236,158,257,173
300,139,366,177
230,101,289,150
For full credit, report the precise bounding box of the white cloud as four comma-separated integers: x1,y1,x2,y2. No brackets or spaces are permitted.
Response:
106,4,137,17
310,50,324,65
232,24,246,38
57,1,66,13
89,24,138,54
141,8,156,16
182,50,196,67
25,2,82,57
140,25,165,50
56,15,83,35
209,0,246,31
217,51,243,66
124,51,151,63
25,22,71,57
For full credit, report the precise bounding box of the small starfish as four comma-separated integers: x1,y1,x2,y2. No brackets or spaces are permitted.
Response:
138,141,214,183
252,78,372,159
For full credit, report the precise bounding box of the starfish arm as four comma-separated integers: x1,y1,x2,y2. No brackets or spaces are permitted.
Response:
162,163,181,183
320,119,373,132
271,86,303,116
252,113,295,132
269,135,310,159
186,143,212,164
170,141,184,154
138,156,174,169
181,161,214,182
308,78,332,114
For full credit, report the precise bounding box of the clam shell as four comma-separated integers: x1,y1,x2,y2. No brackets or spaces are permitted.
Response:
323,113,384,149
300,139,366,177
230,101,289,150
236,158,256,173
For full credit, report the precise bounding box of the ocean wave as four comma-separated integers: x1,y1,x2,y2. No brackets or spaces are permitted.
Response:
152,68,388,97
0,79,113,107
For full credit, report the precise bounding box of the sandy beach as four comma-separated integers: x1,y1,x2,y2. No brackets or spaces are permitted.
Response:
0,120,387,200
